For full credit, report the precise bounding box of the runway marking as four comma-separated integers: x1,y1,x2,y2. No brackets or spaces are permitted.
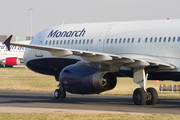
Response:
0,107,149,115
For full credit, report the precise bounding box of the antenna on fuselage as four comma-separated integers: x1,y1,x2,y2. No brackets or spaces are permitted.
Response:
61,20,65,25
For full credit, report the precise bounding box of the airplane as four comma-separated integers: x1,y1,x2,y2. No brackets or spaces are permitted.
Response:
0,40,30,67
3,19,180,105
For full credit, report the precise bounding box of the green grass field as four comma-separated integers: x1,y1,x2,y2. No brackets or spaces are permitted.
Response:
0,68,180,98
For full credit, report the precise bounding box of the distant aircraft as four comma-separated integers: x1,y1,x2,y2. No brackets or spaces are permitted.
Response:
0,40,30,67
4,19,180,105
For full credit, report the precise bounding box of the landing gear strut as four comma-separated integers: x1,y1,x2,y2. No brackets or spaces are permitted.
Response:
54,85,66,99
133,68,158,105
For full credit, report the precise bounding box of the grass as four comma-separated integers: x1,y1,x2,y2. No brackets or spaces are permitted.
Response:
0,68,57,92
0,113,180,120
0,68,180,98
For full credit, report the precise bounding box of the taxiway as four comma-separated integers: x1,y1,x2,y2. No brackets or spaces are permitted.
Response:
0,89,180,114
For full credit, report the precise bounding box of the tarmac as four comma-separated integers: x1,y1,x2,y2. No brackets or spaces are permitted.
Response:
0,89,180,114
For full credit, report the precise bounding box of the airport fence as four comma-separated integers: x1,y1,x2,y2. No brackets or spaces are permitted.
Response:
159,84,180,93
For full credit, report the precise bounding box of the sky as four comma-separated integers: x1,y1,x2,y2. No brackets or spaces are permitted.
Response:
0,0,180,40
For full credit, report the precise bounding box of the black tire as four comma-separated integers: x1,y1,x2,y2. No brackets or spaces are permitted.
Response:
54,89,60,99
133,88,146,105
5,65,13,68
60,89,66,99
0,64,4,68
146,87,158,105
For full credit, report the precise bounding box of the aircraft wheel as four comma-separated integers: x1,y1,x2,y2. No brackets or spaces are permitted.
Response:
0,64,4,68
54,89,60,99
5,65,13,68
60,89,66,99
146,87,158,105
133,88,146,105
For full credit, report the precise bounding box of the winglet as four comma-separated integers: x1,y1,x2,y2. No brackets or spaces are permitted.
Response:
3,35,13,51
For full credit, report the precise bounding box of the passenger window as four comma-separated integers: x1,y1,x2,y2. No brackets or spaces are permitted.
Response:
123,38,126,43
127,38,130,43
154,37,157,42
138,38,141,43
64,40,66,44
56,40,59,45
53,40,55,45
60,40,62,45
159,37,162,42
178,37,180,42
49,40,51,45
173,37,176,42
83,39,85,44
164,37,166,42
115,38,117,43
119,38,121,43
111,39,113,43
79,40,81,44
91,39,93,44
150,37,153,42
67,40,70,44
71,40,74,44
45,41,48,45
75,40,78,44
132,38,134,43
145,37,148,43
87,39,89,44
107,39,109,43
168,37,171,42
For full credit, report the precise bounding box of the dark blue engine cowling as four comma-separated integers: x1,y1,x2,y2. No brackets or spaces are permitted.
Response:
59,65,117,94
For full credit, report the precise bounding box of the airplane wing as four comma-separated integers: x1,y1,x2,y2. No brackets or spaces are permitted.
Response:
3,35,176,70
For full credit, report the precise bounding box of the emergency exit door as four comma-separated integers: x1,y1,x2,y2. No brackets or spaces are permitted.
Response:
98,28,110,53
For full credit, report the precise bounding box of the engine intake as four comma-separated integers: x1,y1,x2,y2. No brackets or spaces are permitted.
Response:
59,65,117,94
93,72,117,92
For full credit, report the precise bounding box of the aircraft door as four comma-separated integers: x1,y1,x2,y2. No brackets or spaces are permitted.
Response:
98,28,110,53
35,41,43,57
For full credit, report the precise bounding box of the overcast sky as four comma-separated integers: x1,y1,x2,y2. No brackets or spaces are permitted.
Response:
1,0,180,40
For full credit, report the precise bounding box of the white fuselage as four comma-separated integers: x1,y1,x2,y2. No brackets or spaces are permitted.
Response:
23,19,180,78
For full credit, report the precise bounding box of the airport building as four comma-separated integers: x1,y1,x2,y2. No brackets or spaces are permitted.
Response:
0,35,33,42
26,36,33,40
0,35,17,42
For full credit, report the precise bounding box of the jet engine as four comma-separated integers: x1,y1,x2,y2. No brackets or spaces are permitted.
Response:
59,65,117,94
5,57,20,65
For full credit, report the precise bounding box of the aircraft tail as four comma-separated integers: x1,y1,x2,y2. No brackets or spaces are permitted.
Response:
3,35,13,51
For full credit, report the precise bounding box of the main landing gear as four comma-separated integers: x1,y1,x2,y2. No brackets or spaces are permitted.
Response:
132,68,158,105
133,87,158,105
54,85,66,99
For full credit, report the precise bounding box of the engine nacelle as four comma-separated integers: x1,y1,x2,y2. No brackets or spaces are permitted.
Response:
5,57,20,65
59,65,117,94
